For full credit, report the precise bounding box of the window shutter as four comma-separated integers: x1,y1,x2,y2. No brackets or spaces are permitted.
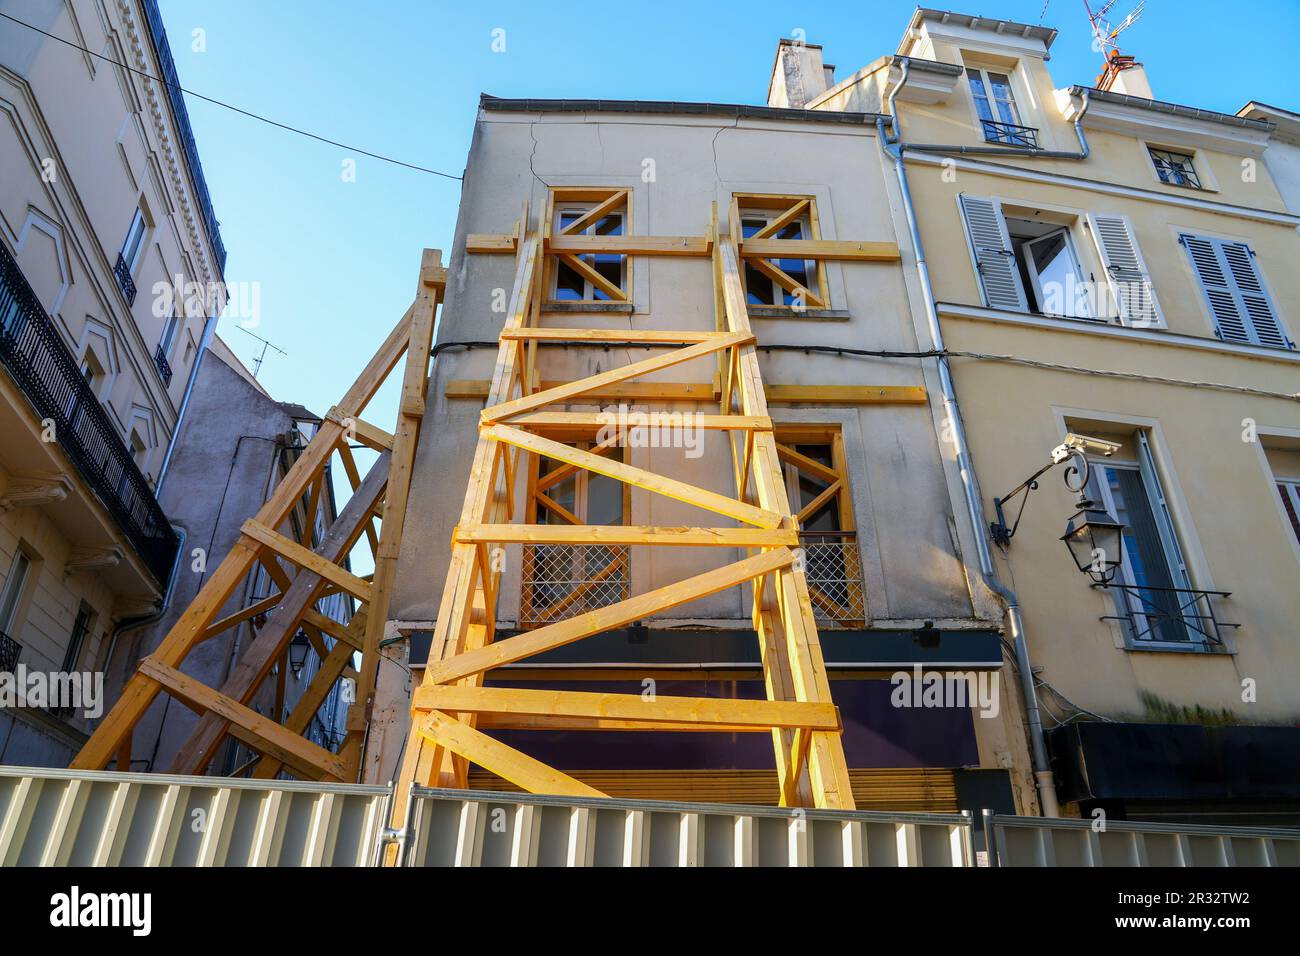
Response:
1086,214,1162,327
1136,432,1192,592
1181,234,1292,348
958,195,1027,312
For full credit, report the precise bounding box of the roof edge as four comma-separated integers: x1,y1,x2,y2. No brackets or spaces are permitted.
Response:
1072,86,1275,132
478,94,884,126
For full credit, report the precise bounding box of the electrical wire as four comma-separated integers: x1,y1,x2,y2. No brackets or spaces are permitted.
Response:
0,11,462,181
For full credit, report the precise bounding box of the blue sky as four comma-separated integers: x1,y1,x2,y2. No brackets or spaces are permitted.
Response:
159,0,1300,407
153,0,1299,567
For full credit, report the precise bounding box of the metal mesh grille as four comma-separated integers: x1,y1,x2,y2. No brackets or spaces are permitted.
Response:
520,543,630,628
801,532,866,628
0,629,19,674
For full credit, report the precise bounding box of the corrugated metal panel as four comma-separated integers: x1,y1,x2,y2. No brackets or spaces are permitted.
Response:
406,786,973,867
0,766,389,867
989,814,1300,867
468,768,958,812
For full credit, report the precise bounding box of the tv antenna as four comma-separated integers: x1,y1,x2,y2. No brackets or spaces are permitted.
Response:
1085,0,1146,88
236,325,287,379
1085,0,1144,58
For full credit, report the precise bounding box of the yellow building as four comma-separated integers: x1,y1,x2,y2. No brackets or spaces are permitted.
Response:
789,9,1300,824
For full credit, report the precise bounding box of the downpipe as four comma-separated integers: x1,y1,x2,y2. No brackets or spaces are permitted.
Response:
875,64,1092,815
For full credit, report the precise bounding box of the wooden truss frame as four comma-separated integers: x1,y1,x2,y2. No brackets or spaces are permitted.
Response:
71,250,448,782
387,194,906,857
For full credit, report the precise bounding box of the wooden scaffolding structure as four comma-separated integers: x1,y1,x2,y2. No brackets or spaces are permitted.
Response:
71,250,447,781
388,195,903,846
74,194,905,832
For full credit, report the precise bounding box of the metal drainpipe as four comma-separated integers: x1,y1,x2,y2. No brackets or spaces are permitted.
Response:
875,61,1093,816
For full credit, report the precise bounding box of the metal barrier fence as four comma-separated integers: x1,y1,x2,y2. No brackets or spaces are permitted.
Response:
3,766,1298,866
986,812,1300,867
0,766,389,867
401,787,973,867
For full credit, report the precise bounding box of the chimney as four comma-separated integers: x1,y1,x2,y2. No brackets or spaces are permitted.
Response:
768,38,828,109
1097,52,1154,99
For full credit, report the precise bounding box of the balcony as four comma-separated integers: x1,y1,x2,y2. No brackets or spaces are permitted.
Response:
980,119,1040,149
0,629,18,674
520,542,629,629
1098,583,1239,648
801,531,866,629
113,253,137,306
154,344,173,387
0,242,178,585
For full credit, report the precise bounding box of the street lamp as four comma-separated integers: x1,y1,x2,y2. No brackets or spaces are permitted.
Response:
289,629,311,678
1060,498,1125,585
989,433,1127,584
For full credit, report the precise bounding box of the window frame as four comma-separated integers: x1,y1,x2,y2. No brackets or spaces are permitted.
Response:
1277,478,1300,550
1147,146,1204,190
1014,224,1095,320
0,548,34,636
551,205,627,303
544,187,633,307
120,207,149,274
1086,439,1201,651
730,193,829,312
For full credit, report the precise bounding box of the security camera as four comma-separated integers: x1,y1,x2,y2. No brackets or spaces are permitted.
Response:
1051,432,1122,463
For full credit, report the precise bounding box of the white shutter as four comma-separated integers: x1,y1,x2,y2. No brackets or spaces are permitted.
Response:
958,195,1027,312
1181,234,1292,348
1086,214,1162,328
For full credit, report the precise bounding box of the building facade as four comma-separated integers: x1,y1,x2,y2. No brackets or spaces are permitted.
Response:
0,0,227,764
787,9,1300,824
380,88,1041,813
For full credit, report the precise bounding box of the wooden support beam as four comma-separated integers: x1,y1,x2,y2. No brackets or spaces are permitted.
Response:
501,328,720,344
508,411,772,432
486,425,781,528
449,380,925,405
168,453,390,775
414,684,841,731
746,256,827,309
555,253,628,303
480,332,751,423
241,520,374,604
545,234,710,257
196,592,284,644
455,524,798,547
557,189,628,236
740,238,901,261
414,711,606,798
138,659,346,781
423,548,794,686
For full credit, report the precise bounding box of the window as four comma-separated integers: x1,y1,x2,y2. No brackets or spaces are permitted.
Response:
1082,433,1198,646
1180,234,1291,349
957,196,1163,326
61,603,93,673
1149,148,1202,189
775,426,864,627
966,67,1035,147
159,311,180,357
520,441,629,628
1006,219,1094,319
0,549,33,635
733,194,827,310
553,208,625,301
120,207,147,273
741,217,816,306
1278,479,1300,548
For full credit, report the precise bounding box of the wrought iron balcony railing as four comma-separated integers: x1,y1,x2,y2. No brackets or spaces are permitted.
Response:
0,629,19,674
981,119,1040,149
113,253,137,306
0,242,178,585
800,531,866,629
1097,583,1239,648
520,542,629,629
154,343,173,387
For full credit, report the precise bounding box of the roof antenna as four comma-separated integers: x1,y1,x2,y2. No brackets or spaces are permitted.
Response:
236,325,287,379
1085,0,1146,90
